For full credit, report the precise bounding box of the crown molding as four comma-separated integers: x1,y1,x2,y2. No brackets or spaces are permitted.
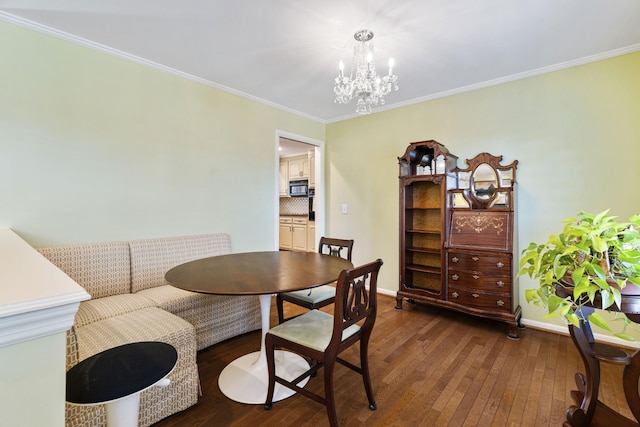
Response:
3,11,639,125
326,43,640,123
0,11,324,124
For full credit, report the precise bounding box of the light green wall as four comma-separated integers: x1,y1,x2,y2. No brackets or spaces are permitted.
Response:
2,18,640,337
0,20,323,249
326,51,640,336
0,333,67,426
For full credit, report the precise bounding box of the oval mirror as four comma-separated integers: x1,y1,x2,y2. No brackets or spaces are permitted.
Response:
472,163,498,201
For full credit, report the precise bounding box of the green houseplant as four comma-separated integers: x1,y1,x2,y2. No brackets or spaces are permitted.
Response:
519,210,640,340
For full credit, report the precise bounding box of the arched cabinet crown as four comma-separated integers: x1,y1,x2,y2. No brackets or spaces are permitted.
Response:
450,152,518,210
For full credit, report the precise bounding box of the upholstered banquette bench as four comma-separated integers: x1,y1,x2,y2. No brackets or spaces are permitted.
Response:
38,233,261,427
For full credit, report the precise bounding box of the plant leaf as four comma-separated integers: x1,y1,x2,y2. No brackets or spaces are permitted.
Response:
615,333,636,341
567,312,580,328
588,312,612,331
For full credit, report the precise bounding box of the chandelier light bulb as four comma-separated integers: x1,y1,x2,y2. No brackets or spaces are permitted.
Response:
333,29,399,115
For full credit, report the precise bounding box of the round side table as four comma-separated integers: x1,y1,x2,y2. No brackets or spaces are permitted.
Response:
66,341,177,427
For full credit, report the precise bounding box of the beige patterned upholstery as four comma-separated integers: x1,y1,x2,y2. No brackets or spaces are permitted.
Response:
137,285,261,350
129,233,232,293
37,233,262,427
73,293,156,328
38,241,131,298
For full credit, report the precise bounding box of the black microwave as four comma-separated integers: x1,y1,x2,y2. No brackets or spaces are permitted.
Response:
289,180,309,197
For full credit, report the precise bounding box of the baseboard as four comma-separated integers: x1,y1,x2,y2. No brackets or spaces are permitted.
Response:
381,287,640,349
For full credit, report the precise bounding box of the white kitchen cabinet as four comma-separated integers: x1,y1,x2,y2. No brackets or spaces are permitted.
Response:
279,216,309,252
291,217,307,251
279,217,293,250
307,222,316,252
279,160,289,197
288,155,309,180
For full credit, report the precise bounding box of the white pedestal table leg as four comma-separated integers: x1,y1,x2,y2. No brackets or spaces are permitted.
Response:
104,392,140,427
218,294,310,404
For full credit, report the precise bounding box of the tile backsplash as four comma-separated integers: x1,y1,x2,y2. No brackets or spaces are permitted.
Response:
279,197,309,215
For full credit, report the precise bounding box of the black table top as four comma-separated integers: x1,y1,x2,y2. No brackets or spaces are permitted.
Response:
164,251,353,295
66,341,177,405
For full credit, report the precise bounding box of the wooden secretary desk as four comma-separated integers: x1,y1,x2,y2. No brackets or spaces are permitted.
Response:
396,141,522,339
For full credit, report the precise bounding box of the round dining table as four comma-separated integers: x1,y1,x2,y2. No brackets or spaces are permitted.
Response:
164,250,353,404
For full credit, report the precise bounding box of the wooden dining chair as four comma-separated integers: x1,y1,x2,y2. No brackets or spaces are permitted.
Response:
276,237,354,323
264,258,383,427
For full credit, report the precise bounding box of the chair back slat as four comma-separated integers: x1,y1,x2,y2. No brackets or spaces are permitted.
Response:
332,259,383,342
345,274,370,322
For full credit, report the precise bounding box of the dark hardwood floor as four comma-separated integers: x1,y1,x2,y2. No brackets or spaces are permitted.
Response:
153,295,634,426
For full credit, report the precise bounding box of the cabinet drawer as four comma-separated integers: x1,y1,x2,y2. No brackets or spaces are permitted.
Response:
280,217,292,224
448,271,511,291
448,252,510,273
448,286,511,312
293,218,308,225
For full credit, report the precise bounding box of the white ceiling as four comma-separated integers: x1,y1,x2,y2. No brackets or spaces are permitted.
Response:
1,1,640,122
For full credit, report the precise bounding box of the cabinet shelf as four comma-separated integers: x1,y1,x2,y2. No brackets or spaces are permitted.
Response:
406,264,441,275
406,246,441,254
406,229,441,235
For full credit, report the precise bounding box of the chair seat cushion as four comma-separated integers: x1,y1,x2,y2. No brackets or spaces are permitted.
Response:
268,309,359,352
284,285,336,304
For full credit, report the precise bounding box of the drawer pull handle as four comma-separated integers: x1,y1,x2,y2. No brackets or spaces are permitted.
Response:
472,256,479,261
497,300,505,307
496,262,505,268
452,274,459,281
452,292,459,298
452,257,459,263
472,293,480,298
473,275,480,280
496,280,505,288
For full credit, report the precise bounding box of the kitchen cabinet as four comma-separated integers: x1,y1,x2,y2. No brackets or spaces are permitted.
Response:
288,155,309,180
279,217,293,249
279,216,308,252
307,221,315,252
291,217,307,251
279,160,289,197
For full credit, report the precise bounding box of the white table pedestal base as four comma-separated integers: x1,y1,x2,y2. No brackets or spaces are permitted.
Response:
218,294,310,404
218,350,310,404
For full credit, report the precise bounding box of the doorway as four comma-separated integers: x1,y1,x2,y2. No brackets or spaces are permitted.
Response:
276,132,325,252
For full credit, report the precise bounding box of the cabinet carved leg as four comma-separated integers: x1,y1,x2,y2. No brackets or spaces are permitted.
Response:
507,322,520,340
394,295,403,310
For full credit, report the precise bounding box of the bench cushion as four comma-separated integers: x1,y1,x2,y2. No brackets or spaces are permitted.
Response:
74,293,157,328
137,285,261,350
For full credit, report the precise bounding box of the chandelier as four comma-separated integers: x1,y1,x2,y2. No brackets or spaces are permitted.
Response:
334,29,399,115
